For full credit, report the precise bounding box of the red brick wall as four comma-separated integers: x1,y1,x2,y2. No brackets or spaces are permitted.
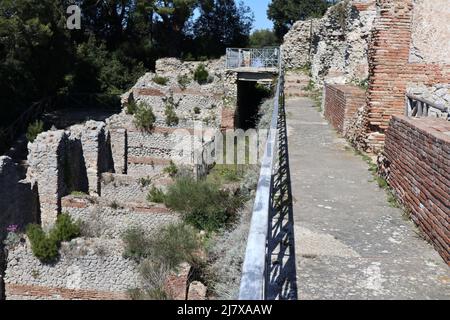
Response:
324,84,366,135
365,0,450,151
384,116,450,264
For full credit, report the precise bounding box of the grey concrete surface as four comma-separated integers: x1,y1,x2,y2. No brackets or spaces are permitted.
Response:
286,97,450,300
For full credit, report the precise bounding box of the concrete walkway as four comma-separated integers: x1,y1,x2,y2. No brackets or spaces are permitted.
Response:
286,97,450,300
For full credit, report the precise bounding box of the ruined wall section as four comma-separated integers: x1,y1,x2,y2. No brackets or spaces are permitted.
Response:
365,0,450,151
282,0,376,86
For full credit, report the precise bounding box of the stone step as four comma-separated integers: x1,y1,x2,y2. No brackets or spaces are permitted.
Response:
62,195,179,240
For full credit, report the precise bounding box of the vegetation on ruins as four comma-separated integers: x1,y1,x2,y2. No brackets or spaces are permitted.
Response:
163,161,179,178
126,101,138,115
134,103,156,131
26,214,81,263
147,186,166,204
153,76,169,86
164,177,244,232
193,64,210,85
123,224,203,300
177,74,191,90
193,107,201,115
164,105,180,127
26,120,44,143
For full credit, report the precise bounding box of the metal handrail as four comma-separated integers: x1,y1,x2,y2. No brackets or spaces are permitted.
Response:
239,70,284,300
226,48,280,70
406,93,449,120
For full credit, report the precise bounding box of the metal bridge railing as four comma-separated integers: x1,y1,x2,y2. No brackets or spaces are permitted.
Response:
406,93,449,121
226,48,281,70
239,68,297,300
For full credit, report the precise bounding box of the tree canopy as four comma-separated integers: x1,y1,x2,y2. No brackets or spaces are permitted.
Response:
0,0,254,138
268,0,330,39
249,29,279,48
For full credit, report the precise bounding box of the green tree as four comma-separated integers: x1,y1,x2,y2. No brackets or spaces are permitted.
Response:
192,0,254,58
249,29,279,48
268,0,330,39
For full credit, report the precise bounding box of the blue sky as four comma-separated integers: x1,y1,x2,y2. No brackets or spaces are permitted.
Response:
244,0,273,31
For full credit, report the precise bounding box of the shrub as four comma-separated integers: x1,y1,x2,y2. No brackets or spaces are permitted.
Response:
194,64,209,84
165,105,179,126
122,227,151,261
193,107,201,115
26,120,44,143
153,75,169,86
164,161,178,178
148,223,202,269
177,74,191,90
147,186,165,204
50,213,81,243
134,103,156,131
26,214,81,263
126,101,138,115
164,177,244,232
26,224,59,263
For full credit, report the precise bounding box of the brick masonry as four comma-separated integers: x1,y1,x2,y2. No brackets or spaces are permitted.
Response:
324,84,366,135
365,0,450,151
383,116,450,264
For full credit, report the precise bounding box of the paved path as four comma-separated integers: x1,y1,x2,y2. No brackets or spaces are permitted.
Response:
286,97,450,300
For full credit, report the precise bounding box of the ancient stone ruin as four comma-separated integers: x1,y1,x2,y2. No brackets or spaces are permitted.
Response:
0,57,243,300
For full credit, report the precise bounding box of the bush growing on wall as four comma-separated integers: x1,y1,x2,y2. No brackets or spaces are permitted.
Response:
164,177,244,232
26,214,81,263
26,120,44,142
194,64,210,84
134,103,156,131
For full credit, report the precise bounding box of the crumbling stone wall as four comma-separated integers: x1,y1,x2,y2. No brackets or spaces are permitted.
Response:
27,131,67,230
27,121,115,229
383,116,450,264
62,196,179,240
5,238,140,300
282,0,376,85
0,156,40,299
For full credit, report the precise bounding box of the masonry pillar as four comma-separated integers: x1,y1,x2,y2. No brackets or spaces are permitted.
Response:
27,131,67,230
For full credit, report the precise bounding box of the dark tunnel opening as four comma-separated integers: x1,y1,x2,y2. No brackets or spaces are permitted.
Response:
235,80,272,130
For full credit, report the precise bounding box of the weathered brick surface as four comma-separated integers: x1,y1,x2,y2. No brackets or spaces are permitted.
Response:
324,84,366,135
384,116,450,264
366,0,450,150
6,284,128,300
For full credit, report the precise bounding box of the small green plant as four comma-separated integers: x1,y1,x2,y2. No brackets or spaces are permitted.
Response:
164,161,178,178
126,101,138,115
147,186,165,204
26,214,80,263
50,213,81,243
193,107,201,115
31,270,40,279
122,228,151,261
177,74,191,90
26,120,44,143
134,103,156,131
139,177,152,187
153,75,169,86
194,64,209,84
165,104,179,126
164,177,244,232
109,201,120,210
